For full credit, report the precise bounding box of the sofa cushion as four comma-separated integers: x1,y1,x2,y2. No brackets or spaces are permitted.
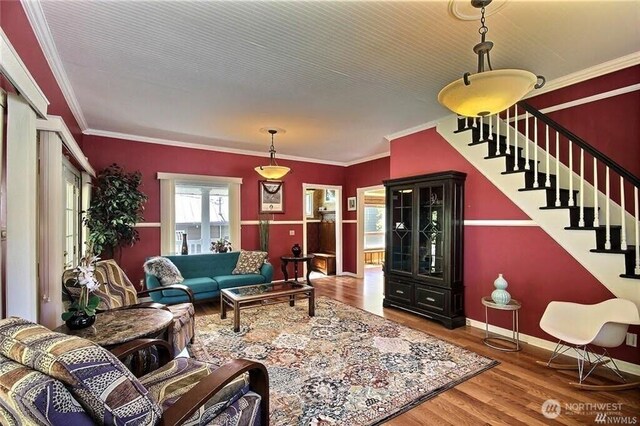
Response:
0,317,162,425
0,354,94,425
160,277,217,297
232,250,267,275
140,357,249,425
164,253,240,278
144,256,185,286
215,274,267,289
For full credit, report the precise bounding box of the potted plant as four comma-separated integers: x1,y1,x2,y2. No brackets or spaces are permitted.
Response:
211,238,232,253
84,164,148,259
61,252,101,330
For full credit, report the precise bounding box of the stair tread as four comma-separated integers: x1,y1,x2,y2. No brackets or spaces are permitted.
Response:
620,274,640,280
565,225,622,230
590,248,633,254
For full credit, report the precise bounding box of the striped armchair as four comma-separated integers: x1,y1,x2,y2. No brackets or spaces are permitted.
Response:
0,317,268,426
63,259,195,355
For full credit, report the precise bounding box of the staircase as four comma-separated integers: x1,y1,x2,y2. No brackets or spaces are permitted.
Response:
437,101,640,306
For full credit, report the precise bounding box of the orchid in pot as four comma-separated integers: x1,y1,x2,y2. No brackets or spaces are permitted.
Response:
61,252,101,330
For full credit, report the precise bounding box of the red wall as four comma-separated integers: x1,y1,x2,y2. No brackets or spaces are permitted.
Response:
390,66,639,363
342,157,390,273
82,135,348,285
1,1,83,143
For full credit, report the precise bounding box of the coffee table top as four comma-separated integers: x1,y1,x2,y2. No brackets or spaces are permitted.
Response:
222,282,313,302
55,307,173,347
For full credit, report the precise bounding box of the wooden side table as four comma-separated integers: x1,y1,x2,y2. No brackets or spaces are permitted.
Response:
481,296,521,352
55,308,173,349
280,255,314,285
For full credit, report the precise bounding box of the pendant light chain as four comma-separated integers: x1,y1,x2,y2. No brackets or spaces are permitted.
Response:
479,6,488,36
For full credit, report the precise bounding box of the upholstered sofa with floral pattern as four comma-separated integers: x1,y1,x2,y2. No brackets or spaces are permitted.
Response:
0,317,269,426
145,253,273,305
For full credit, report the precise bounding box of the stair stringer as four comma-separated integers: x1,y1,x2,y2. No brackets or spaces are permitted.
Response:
437,115,640,307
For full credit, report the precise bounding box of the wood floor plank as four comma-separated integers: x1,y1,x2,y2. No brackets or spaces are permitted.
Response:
193,269,640,424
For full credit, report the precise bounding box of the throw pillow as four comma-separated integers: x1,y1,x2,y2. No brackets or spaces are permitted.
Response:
232,250,267,275
143,257,184,286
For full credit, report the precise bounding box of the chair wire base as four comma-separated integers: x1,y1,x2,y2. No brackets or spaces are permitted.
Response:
546,340,627,384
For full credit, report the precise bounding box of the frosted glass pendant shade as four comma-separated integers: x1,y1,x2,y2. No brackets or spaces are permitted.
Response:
438,69,538,117
255,165,290,180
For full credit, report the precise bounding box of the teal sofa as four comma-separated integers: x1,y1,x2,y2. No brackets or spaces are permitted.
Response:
145,252,273,304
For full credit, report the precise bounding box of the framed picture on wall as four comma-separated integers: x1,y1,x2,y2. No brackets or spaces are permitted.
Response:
259,181,285,213
347,196,357,211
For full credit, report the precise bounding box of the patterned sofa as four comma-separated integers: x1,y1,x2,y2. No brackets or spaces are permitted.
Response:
145,253,273,305
0,317,269,426
64,259,195,355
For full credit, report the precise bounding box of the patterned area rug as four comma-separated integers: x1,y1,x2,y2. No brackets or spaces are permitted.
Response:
190,297,497,425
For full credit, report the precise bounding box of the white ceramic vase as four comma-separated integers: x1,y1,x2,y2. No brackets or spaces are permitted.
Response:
491,273,511,305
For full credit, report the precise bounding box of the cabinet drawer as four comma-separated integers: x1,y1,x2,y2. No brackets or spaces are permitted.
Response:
415,285,447,313
387,280,412,303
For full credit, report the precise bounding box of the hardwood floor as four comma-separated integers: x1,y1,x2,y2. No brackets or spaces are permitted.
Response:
197,268,640,425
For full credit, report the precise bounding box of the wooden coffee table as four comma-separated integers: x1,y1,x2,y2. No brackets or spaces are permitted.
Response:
221,282,315,332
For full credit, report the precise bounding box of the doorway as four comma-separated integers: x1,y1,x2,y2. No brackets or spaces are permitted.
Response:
356,185,385,280
302,183,342,279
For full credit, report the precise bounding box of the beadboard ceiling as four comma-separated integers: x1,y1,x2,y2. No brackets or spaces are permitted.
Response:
36,0,640,164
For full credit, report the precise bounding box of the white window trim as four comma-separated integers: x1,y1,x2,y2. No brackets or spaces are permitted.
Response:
158,173,242,255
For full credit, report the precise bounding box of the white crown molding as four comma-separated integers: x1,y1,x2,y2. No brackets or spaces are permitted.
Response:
388,53,640,143
0,28,49,117
343,151,390,167
466,318,639,375
84,128,348,167
385,118,441,142
21,0,88,130
464,220,538,227
526,51,640,99
36,115,95,176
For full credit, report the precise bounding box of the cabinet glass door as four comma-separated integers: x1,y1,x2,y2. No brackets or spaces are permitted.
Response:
417,184,445,279
390,188,413,273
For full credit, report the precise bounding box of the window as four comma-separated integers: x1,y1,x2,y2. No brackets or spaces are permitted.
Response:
305,190,314,218
364,205,385,249
63,162,81,269
158,173,242,255
175,183,230,254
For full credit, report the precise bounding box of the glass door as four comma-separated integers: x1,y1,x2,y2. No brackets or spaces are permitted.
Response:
63,163,81,269
389,187,413,273
417,183,445,280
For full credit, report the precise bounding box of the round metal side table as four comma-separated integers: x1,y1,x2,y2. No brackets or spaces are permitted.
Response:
481,296,521,352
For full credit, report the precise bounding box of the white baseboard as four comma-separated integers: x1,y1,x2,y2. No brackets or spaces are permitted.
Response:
467,318,640,376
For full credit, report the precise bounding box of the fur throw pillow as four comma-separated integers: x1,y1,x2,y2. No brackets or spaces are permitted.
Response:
143,257,184,286
232,250,268,275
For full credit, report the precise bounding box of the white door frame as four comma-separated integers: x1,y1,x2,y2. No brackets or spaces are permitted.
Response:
302,183,343,276
356,184,385,278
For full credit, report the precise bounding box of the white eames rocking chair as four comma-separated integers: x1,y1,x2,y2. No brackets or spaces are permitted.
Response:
538,298,640,391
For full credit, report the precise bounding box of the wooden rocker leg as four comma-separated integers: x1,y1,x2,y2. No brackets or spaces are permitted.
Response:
570,381,640,391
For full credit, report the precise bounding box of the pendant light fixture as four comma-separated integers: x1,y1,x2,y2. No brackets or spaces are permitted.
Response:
255,128,290,180
438,0,545,117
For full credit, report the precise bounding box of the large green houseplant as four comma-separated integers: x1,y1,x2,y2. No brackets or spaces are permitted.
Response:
85,164,148,259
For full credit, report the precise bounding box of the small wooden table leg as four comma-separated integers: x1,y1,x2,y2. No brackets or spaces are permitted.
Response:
220,294,227,319
281,259,289,282
233,301,240,332
306,259,312,286
289,295,295,307
309,289,315,317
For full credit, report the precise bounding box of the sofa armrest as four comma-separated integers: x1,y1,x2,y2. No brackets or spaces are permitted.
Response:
159,359,269,426
139,284,194,304
111,338,173,369
260,262,274,283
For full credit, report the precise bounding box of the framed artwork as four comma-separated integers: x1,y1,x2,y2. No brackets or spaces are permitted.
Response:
347,196,357,211
325,189,336,202
259,181,285,213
